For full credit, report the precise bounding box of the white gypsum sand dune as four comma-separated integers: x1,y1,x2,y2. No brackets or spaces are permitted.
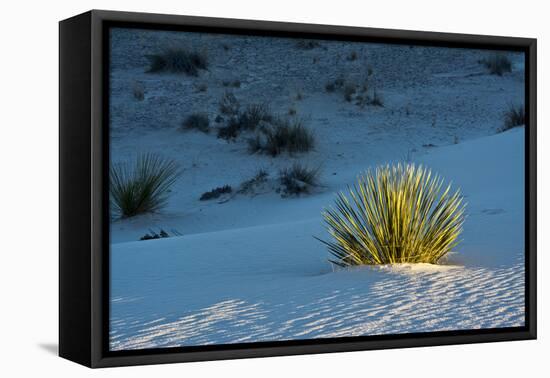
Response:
108,31,524,244
110,128,525,350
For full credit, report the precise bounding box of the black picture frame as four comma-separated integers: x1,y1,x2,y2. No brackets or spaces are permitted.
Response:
59,9,537,368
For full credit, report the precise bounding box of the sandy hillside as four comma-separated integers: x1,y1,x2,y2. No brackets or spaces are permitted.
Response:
110,128,525,350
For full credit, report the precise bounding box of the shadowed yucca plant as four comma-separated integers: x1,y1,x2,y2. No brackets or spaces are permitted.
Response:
318,163,465,266
502,103,525,131
110,154,181,218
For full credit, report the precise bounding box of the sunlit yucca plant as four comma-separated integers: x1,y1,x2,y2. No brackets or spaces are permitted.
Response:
110,153,181,218
318,163,465,266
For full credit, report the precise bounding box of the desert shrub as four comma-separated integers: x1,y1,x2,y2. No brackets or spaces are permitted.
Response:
502,103,525,131
347,51,358,61
239,103,273,130
218,104,272,140
181,113,209,133
343,83,357,102
219,91,240,116
325,77,345,93
140,229,170,241
146,48,208,76
353,80,383,108
238,169,269,194
247,134,264,153
261,118,315,156
481,53,512,76
318,163,465,266
217,103,272,141
200,185,232,201
217,117,241,140
288,106,297,116
279,163,320,196
325,82,336,93
253,168,269,181
110,154,181,218
295,40,321,50
369,88,384,107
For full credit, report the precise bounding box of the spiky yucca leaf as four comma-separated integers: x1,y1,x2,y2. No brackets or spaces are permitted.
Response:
110,153,181,218
318,163,465,266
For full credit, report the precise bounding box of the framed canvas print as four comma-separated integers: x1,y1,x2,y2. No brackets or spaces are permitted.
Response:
59,10,537,368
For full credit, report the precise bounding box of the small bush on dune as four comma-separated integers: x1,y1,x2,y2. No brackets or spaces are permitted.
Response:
239,104,273,130
110,154,181,218
295,40,321,50
146,48,208,76
279,163,321,196
279,163,320,196
369,88,384,107
218,104,273,140
217,117,241,140
253,168,269,181
325,77,345,93
502,103,525,131
318,163,465,266
481,53,512,76
182,113,209,133
140,229,172,241
219,91,240,116
238,169,269,194
325,82,336,93
343,83,357,102
247,134,264,153
261,118,315,156
200,185,232,201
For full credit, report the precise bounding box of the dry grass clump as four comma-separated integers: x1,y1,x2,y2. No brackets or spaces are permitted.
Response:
219,91,240,116
295,39,321,50
279,163,320,196
181,113,210,133
318,163,465,266
343,83,357,102
217,117,241,140
146,48,208,76
200,185,232,201
501,103,525,131
326,75,384,107
347,51,358,61
481,53,512,76
218,103,273,140
248,118,315,156
238,169,269,194
238,104,273,131
325,77,345,93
